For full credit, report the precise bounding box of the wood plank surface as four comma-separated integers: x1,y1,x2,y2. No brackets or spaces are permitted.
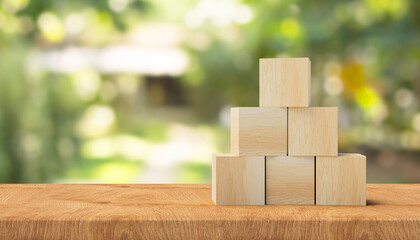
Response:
0,184,420,239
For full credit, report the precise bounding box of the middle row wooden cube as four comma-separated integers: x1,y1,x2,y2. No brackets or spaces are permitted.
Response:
231,107,337,156
231,107,287,156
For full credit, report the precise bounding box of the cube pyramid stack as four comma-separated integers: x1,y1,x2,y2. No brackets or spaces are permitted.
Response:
212,58,366,206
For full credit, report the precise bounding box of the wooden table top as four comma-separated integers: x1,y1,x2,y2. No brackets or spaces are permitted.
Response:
0,184,419,239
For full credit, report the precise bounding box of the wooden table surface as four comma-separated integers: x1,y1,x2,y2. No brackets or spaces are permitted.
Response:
0,184,419,240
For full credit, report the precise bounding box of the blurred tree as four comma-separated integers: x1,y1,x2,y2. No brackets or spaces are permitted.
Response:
1,0,420,183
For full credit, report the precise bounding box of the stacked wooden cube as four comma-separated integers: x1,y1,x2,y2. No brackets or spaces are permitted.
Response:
212,58,366,206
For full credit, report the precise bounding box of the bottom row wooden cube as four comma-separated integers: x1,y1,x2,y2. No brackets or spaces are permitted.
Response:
266,156,314,205
212,153,366,206
316,154,366,206
212,154,265,206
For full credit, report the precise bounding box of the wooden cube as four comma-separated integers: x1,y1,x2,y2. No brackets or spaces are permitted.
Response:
266,156,315,205
231,107,287,156
212,154,265,206
316,154,366,206
288,107,338,156
259,58,311,107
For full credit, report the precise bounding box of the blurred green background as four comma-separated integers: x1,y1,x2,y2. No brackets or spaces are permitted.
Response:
0,0,419,184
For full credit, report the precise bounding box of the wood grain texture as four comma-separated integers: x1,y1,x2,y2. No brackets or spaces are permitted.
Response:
230,107,287,156
212,154,265,205
259,58,311,107
288,107,338,156
316,154,366,206
266,156,314,205
0,184,419,239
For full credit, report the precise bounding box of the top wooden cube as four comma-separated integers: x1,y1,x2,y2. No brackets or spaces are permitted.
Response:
259,58,311,107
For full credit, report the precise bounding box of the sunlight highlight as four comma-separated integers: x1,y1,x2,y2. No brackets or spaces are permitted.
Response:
37,12,65,42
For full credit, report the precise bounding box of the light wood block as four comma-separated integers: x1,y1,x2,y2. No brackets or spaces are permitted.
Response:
288,107,338,156
266,156,314,205
259,58,311,107
230,107,287,156
316,154,366,206
212,154,265,206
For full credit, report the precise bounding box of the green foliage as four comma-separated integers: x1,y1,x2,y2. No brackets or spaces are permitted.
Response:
1,0,419,183
177,162,211,184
